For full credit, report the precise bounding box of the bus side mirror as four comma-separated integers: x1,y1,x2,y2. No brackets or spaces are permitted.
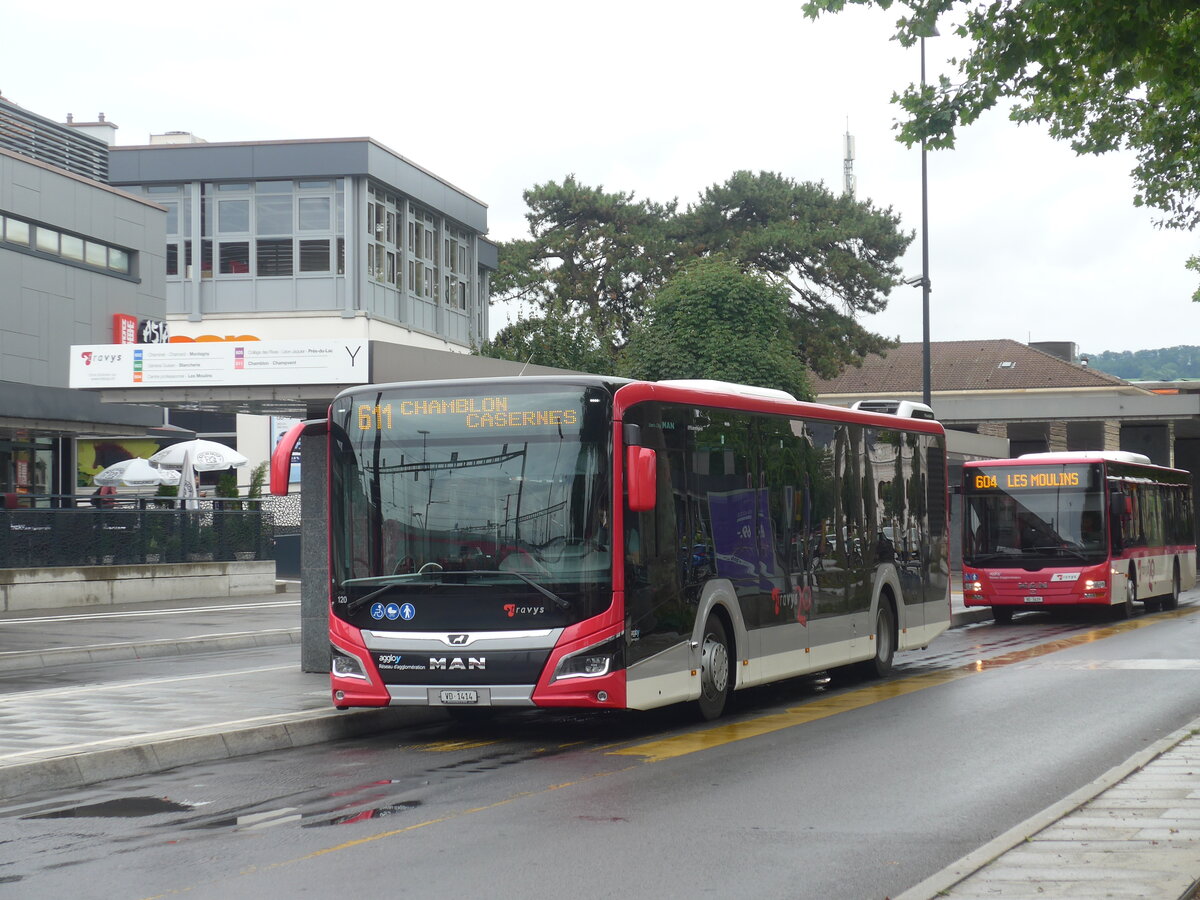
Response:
627,446,657,511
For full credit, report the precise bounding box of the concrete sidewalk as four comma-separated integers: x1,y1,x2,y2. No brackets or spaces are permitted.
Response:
1,586,1196,897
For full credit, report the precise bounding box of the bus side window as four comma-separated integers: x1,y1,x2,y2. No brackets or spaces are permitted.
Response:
1109,491,1126,552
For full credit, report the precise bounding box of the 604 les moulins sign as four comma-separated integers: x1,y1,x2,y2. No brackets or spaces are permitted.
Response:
69,340,368,388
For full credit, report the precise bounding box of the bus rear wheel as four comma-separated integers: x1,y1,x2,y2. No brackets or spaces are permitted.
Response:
1162,563,1181,611
858,600,896,678
696,616,731,721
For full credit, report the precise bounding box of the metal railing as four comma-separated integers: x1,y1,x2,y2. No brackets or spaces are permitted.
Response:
0,501,275,568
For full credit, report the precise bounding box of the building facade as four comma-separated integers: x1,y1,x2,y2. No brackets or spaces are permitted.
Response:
0,96,167,505
108,137,495,355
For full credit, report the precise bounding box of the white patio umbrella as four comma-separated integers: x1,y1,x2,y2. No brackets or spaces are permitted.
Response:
175,450,200,510
149,439,248,472
93,457,182,487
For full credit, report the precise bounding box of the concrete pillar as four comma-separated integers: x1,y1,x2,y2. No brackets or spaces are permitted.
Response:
1103,419,1121,450
1047,421,1068,452
300,437,329,673
976,422,1006,439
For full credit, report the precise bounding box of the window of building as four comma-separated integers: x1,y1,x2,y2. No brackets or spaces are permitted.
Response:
218,241,250,274
0,211,133,278
299,239,330,272
185,180,342,279
256,239,293,277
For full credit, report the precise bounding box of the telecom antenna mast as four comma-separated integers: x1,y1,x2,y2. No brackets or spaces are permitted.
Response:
843,121,856,196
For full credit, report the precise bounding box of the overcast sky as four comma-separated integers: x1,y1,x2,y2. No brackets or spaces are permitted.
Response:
6,0,1197,355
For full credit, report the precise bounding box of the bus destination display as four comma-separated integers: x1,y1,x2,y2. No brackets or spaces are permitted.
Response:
966,465,1094,492
356,396,579,431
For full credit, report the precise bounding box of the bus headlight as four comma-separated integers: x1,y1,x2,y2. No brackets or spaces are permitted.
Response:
553,635,624,682
332,647,369,680
1084,580,1106,590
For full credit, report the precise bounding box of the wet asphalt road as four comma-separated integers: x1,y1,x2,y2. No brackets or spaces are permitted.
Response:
3,600,1200,899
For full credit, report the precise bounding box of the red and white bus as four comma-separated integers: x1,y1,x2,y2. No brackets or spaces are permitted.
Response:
961,451,1197,623
273,377,952,719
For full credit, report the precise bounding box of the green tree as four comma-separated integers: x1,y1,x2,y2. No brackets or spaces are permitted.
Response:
494,170,912,377
623,256,812,399
678,170,909,377
803,0,1200,296
491,176,676,367
479,300,618,375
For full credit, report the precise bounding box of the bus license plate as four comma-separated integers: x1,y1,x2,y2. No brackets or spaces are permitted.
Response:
1023,596,1044,604
439,690,478,705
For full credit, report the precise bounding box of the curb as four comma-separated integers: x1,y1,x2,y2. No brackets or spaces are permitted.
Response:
0,705,446,802
893,713,1200,900
0,629,301,672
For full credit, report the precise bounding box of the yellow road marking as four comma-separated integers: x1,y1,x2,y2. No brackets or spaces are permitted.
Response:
610,605,1200,762
141,605,1200,898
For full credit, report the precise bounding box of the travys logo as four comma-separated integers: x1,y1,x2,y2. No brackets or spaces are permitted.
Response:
80,351,123,366
504,604,546,617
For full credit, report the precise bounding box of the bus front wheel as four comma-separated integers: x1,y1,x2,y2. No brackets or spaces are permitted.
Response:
696,616,732,721
1114,571,1136,620
992,606,1014,625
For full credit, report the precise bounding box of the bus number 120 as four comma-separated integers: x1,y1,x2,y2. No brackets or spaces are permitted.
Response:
357,404,393,431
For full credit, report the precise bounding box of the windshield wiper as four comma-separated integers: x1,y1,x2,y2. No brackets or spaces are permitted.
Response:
343,570,571,614
506,571,570,610
345,578,408,614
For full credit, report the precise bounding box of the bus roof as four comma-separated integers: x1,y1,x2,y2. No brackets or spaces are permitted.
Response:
965,451,1188,475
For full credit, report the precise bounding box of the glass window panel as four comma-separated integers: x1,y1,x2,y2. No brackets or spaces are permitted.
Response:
166,243,179,276
256,180,292,194
178,197,192,236
217,183,250,191
218,199,249,233
61,234,84,261
299,239,330,272
108,248,130,274
163,201,179,235
298,180,331,190
201,240,213,277
146,184,182,194
5,217,29,245
337,238,345,274
35,227,59,253
219,241,250,274
256,194,292,235
85,241,107,266
256,238,292,276
298,196,330,231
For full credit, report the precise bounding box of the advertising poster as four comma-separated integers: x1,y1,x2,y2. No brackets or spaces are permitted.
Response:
271,417,302,483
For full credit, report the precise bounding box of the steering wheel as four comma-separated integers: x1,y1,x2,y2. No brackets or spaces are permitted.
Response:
418,561,443,574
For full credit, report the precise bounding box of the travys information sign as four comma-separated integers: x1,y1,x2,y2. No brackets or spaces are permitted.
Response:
69,340,368,388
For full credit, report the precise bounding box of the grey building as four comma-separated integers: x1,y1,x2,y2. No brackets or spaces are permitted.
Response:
0,97,167,505
108,136,496,351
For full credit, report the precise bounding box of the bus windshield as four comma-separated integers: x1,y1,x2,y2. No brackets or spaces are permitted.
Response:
329,382,613,628
963,463,1108,566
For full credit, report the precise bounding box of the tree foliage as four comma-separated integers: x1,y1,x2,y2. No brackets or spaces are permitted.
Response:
624,256,812,399
493,170,911,378
490,176,676,367
478,300,618,375
1083,345,1200,382
803,0,1200,295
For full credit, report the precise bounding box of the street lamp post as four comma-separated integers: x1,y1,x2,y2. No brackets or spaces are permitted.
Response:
919,33,932,408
